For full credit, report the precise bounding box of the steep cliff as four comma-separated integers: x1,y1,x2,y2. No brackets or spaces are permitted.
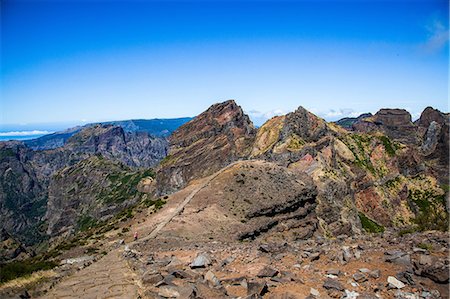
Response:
45,155,153,238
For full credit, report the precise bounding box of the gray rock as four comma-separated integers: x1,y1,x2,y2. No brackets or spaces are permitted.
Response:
204,270,221,287
309,252,321,261
395,271,415,285
326,269,342,276
310,287,320,296
247,280,268,296
385,251,411,266
358,293,379,299
257,266,279,278
413,254,449,283
352,272,367,282
142,272,164,285
387,276,405,289
323,278,344,291
158,285,180,298
369,269,381,279
190,253,212,268
342,246,353,262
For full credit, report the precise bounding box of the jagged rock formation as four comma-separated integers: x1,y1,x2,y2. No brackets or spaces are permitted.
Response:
416,107,449,185
352,109,417,143
155,101,448,237
156,100,256,194
251,106,336,159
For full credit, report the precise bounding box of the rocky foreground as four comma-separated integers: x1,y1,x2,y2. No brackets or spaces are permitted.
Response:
125,230,448,299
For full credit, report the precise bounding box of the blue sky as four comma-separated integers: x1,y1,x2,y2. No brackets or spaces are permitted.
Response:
1,0,448,130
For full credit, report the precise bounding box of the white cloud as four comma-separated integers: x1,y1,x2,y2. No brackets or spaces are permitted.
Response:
314,108,367,121
421,19,449,53
246,109,286,127
0,130,51,136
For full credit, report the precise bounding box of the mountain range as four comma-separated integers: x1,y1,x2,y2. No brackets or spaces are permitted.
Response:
0,101,448,298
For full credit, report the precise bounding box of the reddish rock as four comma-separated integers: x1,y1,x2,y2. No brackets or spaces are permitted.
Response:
156,100,256,194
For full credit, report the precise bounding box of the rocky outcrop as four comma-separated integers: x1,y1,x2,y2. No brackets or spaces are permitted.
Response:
153,160,318,243
156,100,256,194
352,109,417,143
374,109,413,127
251,106,335,159
416,107,449,185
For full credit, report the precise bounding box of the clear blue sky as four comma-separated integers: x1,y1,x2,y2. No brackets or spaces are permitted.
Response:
1,0,448,129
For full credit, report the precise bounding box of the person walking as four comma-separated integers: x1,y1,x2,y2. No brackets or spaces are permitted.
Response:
134,231,138,241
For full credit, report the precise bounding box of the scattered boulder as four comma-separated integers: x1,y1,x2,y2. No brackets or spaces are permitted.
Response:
142,271,164,285
352,272,367,283
387,276,405,289
369,269,381,279
190,253,212,268
412,254,449,283
323,278,344,291
204,270,221,287
157,285,180,298
326,269,342,276
247,280,268,296
257,266,279,278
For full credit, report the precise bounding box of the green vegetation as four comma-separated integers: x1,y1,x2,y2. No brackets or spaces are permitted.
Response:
100,168,155,204
77,215,98,232
142,197,166,210
409,186,448,232
287,134,305,150
0,259,57,284
0,148,15,160
343,134,377,175
385,176,401,189
377,135,397,157
358,212,385,233
398,227,417,237
417,242,433,251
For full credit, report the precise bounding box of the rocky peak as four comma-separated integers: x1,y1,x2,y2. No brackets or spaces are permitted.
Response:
251,106,333,158
281,106,331,142
352,108,417,144
373,109,413,127
156,100,256,194
416,107,447,128
170,99,255,148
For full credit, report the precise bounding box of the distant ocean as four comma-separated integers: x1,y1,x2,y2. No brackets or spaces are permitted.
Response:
0,130,51,141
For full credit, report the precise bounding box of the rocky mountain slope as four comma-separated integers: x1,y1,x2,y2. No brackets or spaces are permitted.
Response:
0,100,448,299
156,100,256,194
0,124,168,256
156,101,448,239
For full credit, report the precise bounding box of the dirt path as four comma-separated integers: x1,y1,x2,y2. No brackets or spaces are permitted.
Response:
40,161,246,299
139,160,242,243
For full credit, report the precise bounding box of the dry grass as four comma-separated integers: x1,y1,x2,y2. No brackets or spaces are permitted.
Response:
0,269,57,292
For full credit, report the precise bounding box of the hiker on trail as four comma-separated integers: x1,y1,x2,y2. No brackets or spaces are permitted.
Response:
134,231,138,241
